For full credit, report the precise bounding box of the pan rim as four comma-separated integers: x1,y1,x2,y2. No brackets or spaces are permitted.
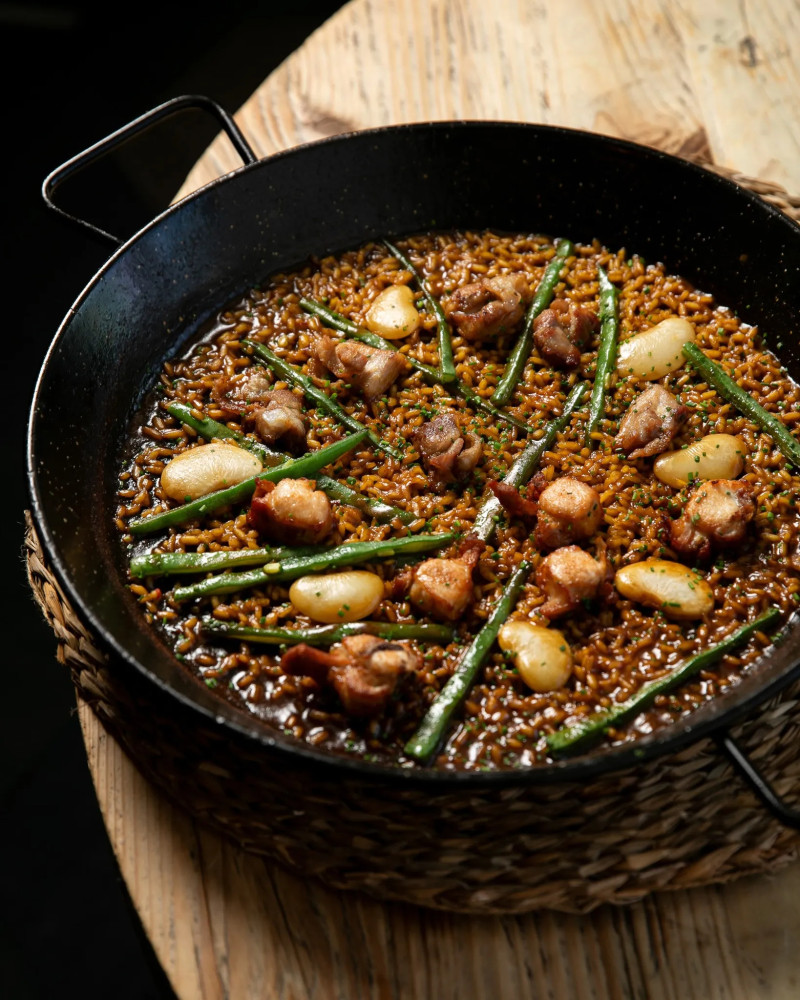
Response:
28,117,800,788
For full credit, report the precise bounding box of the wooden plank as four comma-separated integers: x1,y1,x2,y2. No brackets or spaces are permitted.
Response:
178,0,800,201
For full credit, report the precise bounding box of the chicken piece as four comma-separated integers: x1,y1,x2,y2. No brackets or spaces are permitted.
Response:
407,537,485,621
280,634,420,717
247,477,333,545
536,543,608,619
533,300,599,369
446,274,528,341
211,372,308,451
312,335,406,402
534,477,603,550
212,370,274,413
489,479,539,520
615,385,688,460
414,413,482,487
252,389,307,451
278,643,335,684
330,635,421,716
408,558,474,621
669,479,755,560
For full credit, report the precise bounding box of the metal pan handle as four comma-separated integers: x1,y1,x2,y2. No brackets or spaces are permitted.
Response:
715,730,800,829
42,94,258,247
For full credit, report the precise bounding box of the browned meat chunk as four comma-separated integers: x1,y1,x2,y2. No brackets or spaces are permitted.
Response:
247,477,333,545
615,385,688,460
408,557,475,621
669,479,756,560
330,634,421,716
211,373,308,451
279,643,336,684
415,413,482,487
446,274,528,341
533,300,599,369
312,335,406,401
534,477,603,550
251,389,307,451
212,370,275,413
405,539,484,622
488,479,539,520
280,634,420,717
536,544,608,619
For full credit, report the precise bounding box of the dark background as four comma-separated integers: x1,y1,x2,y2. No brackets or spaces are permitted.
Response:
5,3,343,997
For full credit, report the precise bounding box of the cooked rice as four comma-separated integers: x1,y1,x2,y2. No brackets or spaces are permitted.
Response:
116,231,800,769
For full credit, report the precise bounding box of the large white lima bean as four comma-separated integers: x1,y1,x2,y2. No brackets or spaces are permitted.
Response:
161,443,262,502
290,571,385,623
614,559,714,619
616,317,695,380
365,285,421,339
497,621,573,693
653,433,746,487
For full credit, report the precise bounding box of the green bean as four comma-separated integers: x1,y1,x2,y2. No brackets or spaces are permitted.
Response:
130,545,315,578
172,531,456,602
471,381,587,542
165,401,283,465
683,342,800,468
491,239,574,406
299,297,530,433
201,618,455,646
165,401,413,524
299,297,396,350
546,608,781,756
584,266,620,448
312,477,415,524
243,340,404,461
384,240,456,382
127,431,367,536
404,561,531,763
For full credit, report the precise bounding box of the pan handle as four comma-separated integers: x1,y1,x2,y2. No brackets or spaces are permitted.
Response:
714,730,800,829
42,94,258,247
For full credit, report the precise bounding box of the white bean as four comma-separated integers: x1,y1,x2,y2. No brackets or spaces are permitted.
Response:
290,571,384,623
365,285,421,339
497,621,573,693
616,317,695,380
653,434,746,487
614,559,714,619
161,443,262,502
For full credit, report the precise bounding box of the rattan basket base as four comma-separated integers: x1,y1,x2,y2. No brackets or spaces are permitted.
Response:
24,158,800,917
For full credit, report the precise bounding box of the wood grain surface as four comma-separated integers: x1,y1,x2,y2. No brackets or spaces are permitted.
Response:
177,0,800,197
83,1,800,997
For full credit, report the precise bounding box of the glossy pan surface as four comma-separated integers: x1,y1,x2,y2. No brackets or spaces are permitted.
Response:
28,120,800,785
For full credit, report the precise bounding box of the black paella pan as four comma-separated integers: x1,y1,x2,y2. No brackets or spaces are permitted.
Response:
27,97,800,905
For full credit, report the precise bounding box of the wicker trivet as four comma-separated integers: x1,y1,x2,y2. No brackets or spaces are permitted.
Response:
24,163,800,916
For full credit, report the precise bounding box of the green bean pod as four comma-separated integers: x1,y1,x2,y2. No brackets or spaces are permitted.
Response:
130,544,317,578
584,266,620,448
491,238,574,406
171,531,456,602
683,342,800,468
471,381,587,543
201,618,455,646
384,240,456,382
404,561,531,763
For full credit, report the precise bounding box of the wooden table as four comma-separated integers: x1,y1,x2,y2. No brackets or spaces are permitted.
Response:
80,2,800,996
